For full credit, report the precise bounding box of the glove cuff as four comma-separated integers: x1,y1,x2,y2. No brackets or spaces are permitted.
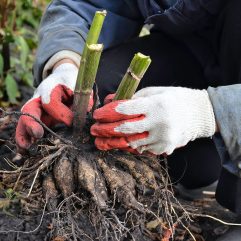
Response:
43,50,81,79
188,89,216,140
52,62,78,74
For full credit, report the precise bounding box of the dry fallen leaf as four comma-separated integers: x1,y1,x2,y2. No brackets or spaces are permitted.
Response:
146,219,163,230
52,236,66,241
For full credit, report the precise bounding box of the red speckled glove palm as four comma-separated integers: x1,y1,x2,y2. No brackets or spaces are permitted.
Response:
16,63,93,149
91,94,146,154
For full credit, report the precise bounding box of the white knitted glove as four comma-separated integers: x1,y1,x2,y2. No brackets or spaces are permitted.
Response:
91,86,216,155
16,63,93,149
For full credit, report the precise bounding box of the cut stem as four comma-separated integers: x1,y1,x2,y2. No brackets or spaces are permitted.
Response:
73,10,106,134
74,10,106,93
114,53,151,100
73,44,103,133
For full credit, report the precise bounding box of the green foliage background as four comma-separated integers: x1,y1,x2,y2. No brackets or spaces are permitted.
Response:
0,0,50,106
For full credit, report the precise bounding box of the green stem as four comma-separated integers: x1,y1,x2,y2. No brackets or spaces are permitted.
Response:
75,10,106,93
114,53,151,100
72,10,106,135
73,44,103,134
86,10,107,45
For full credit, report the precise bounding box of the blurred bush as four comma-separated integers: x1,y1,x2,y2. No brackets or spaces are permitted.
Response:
0,0,50,106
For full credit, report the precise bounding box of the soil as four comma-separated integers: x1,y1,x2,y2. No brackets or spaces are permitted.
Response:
0,197,236,241
0,110,238,241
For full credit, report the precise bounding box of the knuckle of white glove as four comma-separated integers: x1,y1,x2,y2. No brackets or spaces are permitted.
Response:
137,142,171,155
164,146,175,155
116,98,147,115
131,130,176,155
155,144,175,155
166,132,179,149
115,119,148,134
129,135,155,149
146,126,179,154
160,135,175,151
129,140,143,150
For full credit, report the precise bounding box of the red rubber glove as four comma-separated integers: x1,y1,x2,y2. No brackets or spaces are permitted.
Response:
91,94,145,154
91,99,147,154
91,87,216,155
16,63,93,149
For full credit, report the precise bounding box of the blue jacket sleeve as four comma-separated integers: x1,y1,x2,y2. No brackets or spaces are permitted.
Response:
33,0,143,86
208,85,241,171
208,85,241,213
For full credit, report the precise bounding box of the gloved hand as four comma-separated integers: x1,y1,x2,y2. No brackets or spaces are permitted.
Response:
91,87,217,155
16,63,93,149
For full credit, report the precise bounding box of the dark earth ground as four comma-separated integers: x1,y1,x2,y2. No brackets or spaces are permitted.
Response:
0,198,237,241
0,91,238,241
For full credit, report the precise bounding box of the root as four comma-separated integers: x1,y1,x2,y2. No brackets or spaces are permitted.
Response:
42,173,59,211
113,155,158,192
0,115,194,240
77,155,108,209
53,156,75,198
97,158,144,212
2,145,68,187
27,167,40,197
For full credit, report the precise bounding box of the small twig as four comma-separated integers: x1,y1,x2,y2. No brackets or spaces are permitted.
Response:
27,168,40,197
182,223,197,241
0,167,22,174
0,108,72,145
190,213,241,226
110,210,130,233
4,144,16,155
0,145,67,174
20,146,68,183
3,157,18,169
13,171,22,191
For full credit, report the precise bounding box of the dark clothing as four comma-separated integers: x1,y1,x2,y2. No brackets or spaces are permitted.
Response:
34,0,241,212
34,0,227,86
96,32,222,190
